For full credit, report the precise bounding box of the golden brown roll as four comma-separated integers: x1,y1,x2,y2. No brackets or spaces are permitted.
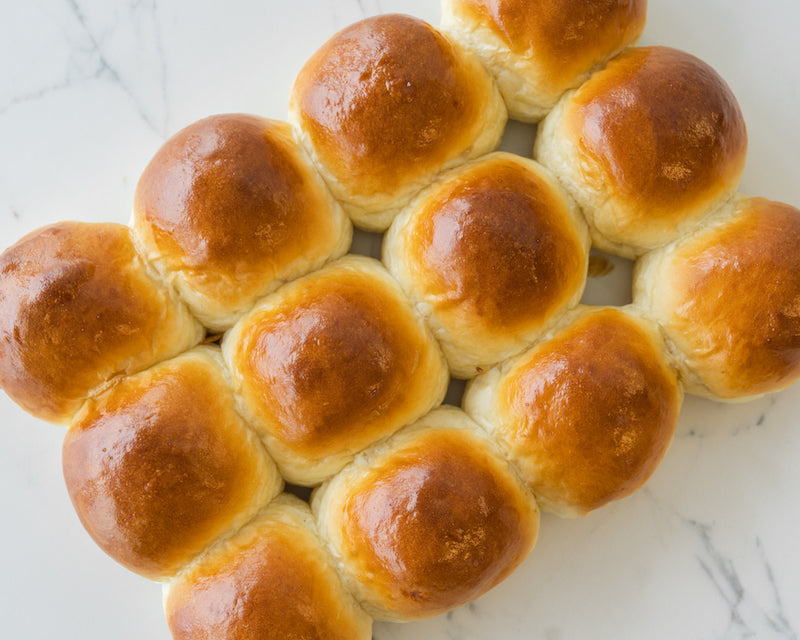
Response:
312,406,539,622
132,114,352,331
62,346,282,581
164,494,373,640
384,151,589,378
441,0,647,122
535,46,748,258
634,196,800,401
222,256,449,485
288,13,507,231
0,221,203,425
464,306,682,517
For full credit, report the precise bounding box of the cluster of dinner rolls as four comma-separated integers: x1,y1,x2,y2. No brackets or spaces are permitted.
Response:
1,3,799,638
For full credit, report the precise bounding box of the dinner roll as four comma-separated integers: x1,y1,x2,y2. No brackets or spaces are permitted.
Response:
464,306,682,517
62,346,282,580
164,494,373,640
0,221,203,425
535,46,748,258
441,0,647,122
384,152,589,378
312,406,539,622
288,13,506,231
132,114,351,331
634,196,800,401
222,256,449,485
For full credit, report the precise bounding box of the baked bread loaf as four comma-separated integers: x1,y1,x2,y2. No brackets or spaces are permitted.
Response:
312,406,540,622
222,255,449,485
62,346,282,580
535,46,748,258
0,221,203,425
164,494,373,640
2,4,799,639
634,196,800,401
463,306,682,517
288,13,507,231
384,151,589,378
132,114,351,332
441,0,647,122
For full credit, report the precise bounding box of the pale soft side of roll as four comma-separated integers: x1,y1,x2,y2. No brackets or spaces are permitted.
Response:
384,151,590,378
0,221,204,425
441,0,647,122
535,45,748,258
222,255,449,486
164,494,373,640
131,114,352,332
634,195,800,401
288,13,507,231
62,346,283,581
312,405,539,622
463,305,682,517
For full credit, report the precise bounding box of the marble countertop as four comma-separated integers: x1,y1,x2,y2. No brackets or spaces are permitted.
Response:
1,1,798,639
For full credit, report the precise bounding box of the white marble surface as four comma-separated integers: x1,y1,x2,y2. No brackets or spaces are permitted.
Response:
1,1,799,639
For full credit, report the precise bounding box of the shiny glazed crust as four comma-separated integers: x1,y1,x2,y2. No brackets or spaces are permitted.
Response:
132,114,351,331
289,13,507,230
384,151,589,377
0,221,203,425
62,347,282,580
164,495,373,640
442,0,647,121
634,196,800,400
222,256,449,485
312,406,539,622
2,4,799,637
464,306,682,516
535,46,748,257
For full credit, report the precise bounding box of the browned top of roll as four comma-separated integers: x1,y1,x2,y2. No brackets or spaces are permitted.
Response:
290,14,491,196
62,349,279,580
0,222,199,425
243,281,416,450
649,198,800,398
132,115,346,321
336,427,537,619
166,497,371,640
454,0,646,94
228,258,446,475
497,307,680,515
566,45,747,222
406,155,586,335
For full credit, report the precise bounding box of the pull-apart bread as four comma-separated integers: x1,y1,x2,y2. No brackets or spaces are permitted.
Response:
1,2,799,638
